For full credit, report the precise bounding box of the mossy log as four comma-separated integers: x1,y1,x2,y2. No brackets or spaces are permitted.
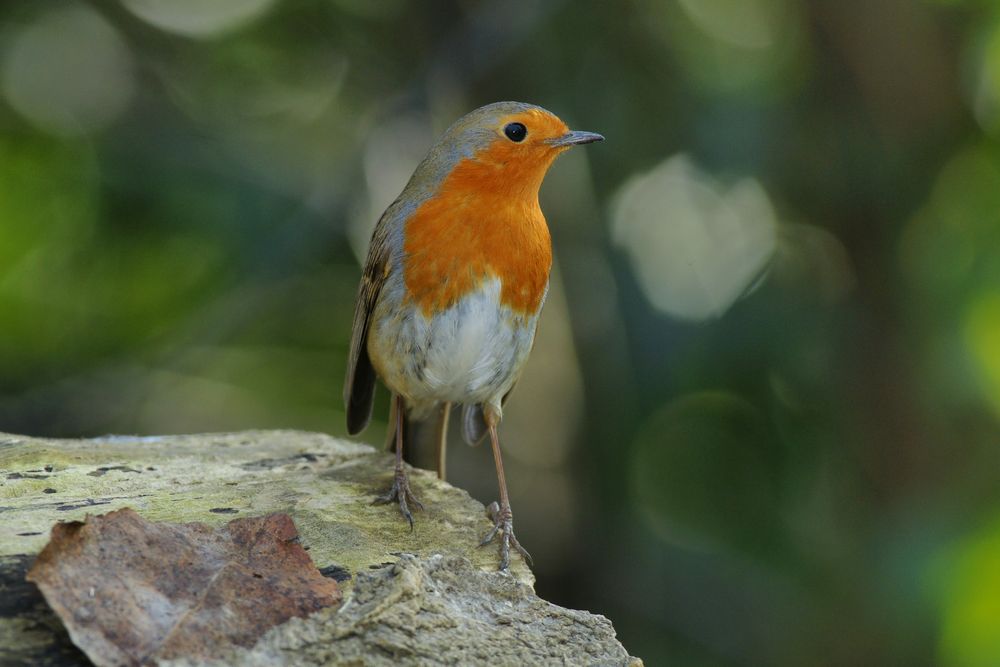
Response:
0,430,639,666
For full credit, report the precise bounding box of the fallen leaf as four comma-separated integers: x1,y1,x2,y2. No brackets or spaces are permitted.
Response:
26,508,340,666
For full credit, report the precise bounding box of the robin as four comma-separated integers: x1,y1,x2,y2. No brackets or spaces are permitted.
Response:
344,101,603,570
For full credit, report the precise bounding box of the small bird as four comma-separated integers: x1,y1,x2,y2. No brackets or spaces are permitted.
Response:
344,101,603,570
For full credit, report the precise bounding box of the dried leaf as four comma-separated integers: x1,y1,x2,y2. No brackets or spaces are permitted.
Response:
26,508,340,666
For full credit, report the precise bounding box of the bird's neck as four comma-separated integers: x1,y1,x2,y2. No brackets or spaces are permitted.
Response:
402,157,554,318
455,146,557,202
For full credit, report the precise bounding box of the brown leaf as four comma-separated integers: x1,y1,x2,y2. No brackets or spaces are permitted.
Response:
26,508,341,666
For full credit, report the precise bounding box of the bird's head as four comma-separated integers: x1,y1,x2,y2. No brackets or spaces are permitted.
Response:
413,101,603,200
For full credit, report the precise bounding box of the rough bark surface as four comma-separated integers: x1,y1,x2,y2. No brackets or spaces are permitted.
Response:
0,430,640,666
167,554,640,667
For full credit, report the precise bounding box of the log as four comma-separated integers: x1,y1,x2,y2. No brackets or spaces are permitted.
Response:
0,430,640,666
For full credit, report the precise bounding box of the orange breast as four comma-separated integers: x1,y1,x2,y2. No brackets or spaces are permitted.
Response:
402,148,554,317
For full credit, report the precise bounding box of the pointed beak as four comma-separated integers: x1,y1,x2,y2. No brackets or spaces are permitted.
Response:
547,130,605,147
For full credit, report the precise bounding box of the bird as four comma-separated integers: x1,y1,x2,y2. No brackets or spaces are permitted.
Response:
344,101,603,570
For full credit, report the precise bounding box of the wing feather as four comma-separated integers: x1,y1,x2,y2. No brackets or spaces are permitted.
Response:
344,211,394,435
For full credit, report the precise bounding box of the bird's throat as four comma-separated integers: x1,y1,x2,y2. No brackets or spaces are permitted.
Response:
402,156,554,318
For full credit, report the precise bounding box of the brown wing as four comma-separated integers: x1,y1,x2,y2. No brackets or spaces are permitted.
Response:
344,213,393,435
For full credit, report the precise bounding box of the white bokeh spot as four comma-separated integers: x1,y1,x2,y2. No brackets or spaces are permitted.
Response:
120,0,276,38
1,5,134,137
611,155,778,321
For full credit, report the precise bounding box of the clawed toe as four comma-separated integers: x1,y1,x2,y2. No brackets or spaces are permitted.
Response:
374,468,423,529
479,500,532,570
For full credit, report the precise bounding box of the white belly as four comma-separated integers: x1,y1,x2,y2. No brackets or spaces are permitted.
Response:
368,277,540,415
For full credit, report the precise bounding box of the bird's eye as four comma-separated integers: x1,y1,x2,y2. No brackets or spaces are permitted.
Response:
503,122,527,142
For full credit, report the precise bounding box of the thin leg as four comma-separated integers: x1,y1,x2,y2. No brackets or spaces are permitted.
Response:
479,407,532,570
382,395,398,452
373,394,423,528
435,401,451,481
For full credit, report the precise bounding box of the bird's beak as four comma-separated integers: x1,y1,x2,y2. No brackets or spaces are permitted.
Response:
547,130,605,147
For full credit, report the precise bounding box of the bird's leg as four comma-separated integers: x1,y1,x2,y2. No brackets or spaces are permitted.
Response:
373,394,423,528
435,401,451,481
479,406,532,570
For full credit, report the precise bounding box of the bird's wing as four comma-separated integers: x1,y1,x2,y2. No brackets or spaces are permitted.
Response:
461,384,518,446
461,403,488,446
344,209,394,435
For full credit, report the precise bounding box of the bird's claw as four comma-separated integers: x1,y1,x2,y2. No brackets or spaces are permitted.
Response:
373,467,423,530
479,500,532,570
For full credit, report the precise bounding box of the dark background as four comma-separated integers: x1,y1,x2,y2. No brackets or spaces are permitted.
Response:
2,0,1000,664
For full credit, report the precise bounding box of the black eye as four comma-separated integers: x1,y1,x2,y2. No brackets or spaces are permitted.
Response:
504,122,527,142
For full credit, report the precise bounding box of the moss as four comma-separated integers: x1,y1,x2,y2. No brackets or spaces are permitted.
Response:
0,430,533,593
1,430,645,665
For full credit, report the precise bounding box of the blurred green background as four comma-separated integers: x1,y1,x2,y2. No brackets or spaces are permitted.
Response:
2,0,1000,663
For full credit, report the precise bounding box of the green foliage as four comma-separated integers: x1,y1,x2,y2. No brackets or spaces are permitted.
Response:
2,1,1000,664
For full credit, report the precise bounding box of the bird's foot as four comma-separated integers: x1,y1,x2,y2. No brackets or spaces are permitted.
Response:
479,501,532,570
373,466,423,529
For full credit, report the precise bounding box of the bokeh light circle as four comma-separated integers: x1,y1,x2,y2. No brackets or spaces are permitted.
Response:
0,5,134,137
120,0,276,38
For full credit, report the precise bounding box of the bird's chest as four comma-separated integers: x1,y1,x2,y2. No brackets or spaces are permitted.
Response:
368,276,543,410
400,192,553,317
369,189,552,409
